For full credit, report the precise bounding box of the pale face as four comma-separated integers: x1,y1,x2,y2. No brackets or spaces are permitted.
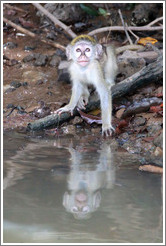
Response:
73,42,93,67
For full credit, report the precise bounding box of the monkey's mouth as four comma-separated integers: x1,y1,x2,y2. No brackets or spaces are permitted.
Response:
78,61,89,66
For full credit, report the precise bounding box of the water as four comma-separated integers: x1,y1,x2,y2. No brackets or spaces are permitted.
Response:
3,131,163,243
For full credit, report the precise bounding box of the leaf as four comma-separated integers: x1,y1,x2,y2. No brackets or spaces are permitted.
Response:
137,37,158,46
77,108,102,125
88,108,101,116
115,119,128,134
98,7,110,17
149,104,163,115
80,4,99,16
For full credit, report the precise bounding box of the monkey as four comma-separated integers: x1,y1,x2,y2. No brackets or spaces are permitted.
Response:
55,34,118,137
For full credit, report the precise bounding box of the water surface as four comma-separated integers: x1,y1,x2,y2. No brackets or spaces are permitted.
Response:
3,131,163,243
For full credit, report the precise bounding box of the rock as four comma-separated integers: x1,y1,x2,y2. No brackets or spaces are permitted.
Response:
132,3,162,25
6,104,14,109
22,82,28,86
147,125,162,136
132,116,146,126
153,132,163,149
154,147,163,157
10,81,22,88
58,61,70,83
62,125,76,134
23,53,48,66
91,127,101,134
49,54,61,67
4,87,16,93
22,54,35,62
115,108,125,119
37,3,86,24
24,46,36,51
72,116,83,125
46,32,57,41
3,42,18,49
36,80,44,85
34,54,48,66
55,49,66,59
117,53,146,80
57,69,70,83
47,91,53,96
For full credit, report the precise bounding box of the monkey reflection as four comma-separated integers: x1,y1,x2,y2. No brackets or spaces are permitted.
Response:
63,143,115,219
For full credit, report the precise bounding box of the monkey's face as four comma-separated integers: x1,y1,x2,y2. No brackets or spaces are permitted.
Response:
72,42,93,67
74,42,93,67
66,40,103,67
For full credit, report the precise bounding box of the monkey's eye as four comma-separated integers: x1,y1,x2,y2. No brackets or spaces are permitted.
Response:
85,48,90,52
76,48,81,52
82,206,90,213
72,206,78,213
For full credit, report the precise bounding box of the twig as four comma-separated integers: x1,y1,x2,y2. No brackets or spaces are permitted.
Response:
32,3,77,39
118,9,133,45
3,17,66,51
3,17,35,37
88,17,163,36
147,16,163,27
4,3,27,13
126,24,140,44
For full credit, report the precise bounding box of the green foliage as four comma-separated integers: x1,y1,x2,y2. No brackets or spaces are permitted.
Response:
80,3,99,16
98,7,110,17
80,4,110,18
126,3,136,10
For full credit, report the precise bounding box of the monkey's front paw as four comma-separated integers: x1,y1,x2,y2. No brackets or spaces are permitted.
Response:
102,125,115,137
53,106,75,116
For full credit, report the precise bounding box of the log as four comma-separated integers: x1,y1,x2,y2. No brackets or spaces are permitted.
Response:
27,53,163,131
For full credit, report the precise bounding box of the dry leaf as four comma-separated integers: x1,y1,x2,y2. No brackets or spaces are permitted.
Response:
77,108,102,125
88,108,101,116
137,37,158,46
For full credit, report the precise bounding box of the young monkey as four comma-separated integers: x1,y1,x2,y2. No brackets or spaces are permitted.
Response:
56,35,118,137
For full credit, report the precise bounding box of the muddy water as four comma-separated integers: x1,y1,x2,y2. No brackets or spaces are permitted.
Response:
3,131,163,244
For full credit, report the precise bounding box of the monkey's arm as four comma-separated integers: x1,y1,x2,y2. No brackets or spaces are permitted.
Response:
55,81,83,115
97,82,114,136
92,63,114,136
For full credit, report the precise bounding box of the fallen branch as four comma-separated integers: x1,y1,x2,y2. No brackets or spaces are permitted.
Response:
32,3,77,39
147,16,163,27
139,165,163,174
118,50,162,61
3,17,36,37
3,17,66,51
88,16,163,36
4,3,27,13
27,52,163,131
116,44,144,54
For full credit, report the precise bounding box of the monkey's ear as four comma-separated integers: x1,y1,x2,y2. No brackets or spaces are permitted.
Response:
95,44,104,59
66,45,72,60
92,191,101,209
63,191,70,209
